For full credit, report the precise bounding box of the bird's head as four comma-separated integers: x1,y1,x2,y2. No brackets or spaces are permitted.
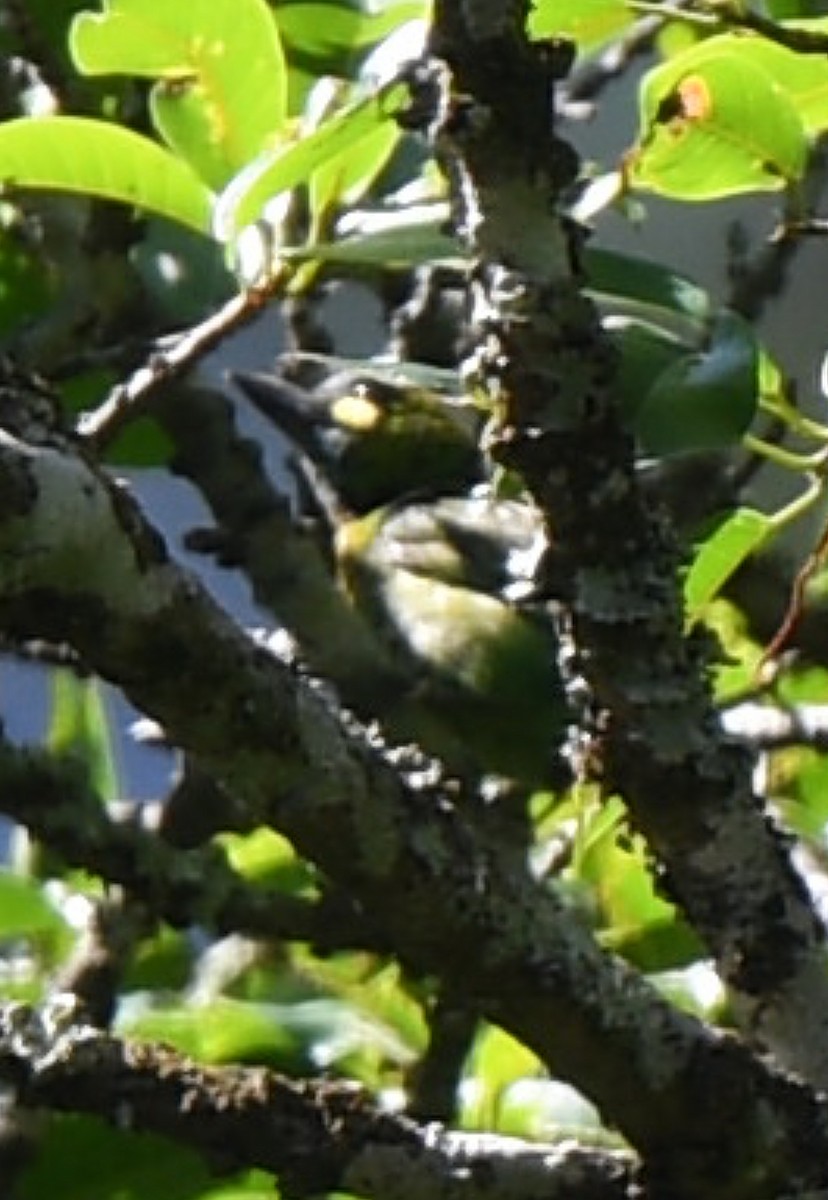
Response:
233,369,483,515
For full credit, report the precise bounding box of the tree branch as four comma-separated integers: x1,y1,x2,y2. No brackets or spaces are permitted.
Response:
2,362,828,1196
0,1001,634,1200
425,0,828,1092
0,740,385,955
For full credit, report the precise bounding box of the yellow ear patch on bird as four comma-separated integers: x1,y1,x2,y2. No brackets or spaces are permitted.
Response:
331,394,381,431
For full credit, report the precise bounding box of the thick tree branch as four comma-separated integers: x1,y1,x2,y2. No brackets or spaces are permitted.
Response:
3,380,828,1196
0,1001,634,1200
153,381,499,779
0,740,384,954
425,0,828,1090
153,381,407,709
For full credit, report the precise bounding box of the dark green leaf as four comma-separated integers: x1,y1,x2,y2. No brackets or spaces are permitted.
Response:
19,1116,223,1200
635,311,759,455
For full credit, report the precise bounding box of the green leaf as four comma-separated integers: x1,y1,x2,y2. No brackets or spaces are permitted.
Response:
124,925,193,991
738,25,828,136
196,1174,275,1200
0,870,67,938
59,368,177,467
497,1079,606,1142
605,314,690,428
121,994,413,1075
649,30,828,139
770,0,817,15
310,120,400,229
684,507,772,620
286,202,459,266
71,0,288,189
121,997,309,1068
221,826,315,893
776,745,828,840
277,1,425,61
528,0,634,49
634,311,759,455
214,80,408,241
19,1116,221,1200
0,116,213,233
48,671,119,801
461,1024,542,1131
132,220,235,321
605,916,705,973
631,44,808,198
0,220,54,337
574,818,704,972
584,247,711,324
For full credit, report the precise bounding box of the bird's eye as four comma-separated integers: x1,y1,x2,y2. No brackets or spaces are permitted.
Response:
331,394,382,432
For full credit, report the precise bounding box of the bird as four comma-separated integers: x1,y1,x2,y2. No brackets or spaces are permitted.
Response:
233,365,571,794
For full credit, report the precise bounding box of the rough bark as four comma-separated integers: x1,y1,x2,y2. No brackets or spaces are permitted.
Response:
2,374,828,1198
425,0,828,1090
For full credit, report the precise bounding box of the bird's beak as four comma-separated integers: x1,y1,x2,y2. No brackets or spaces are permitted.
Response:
231,370,332,461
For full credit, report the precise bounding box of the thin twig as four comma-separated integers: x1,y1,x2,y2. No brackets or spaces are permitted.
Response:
562,10,681,110
724,5,828,54
77,282,281,451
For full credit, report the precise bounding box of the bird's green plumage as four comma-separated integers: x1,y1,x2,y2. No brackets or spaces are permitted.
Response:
337,497,567,786
234,368,569,789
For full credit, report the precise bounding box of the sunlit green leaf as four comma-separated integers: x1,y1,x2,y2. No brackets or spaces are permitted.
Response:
214,80,407,241
605,917,705,973
655,30,828,138
48,671,119,801
71,0,287,187
0,870,67,938
461,1024,542,1131
705,599,764,701
310,121,400,230
221,826,315,893
742,34,828,137
196,1172,274,1200
631,44,808,198
124,925,193,992
775,745,828,839
0,116,213,233
650,964,727,1020
578,821,664,928
292,958,425,1078
684,507,771,620
528,0,634,49
277,1,425,61
121,997,310,1068
121,994,413,1077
